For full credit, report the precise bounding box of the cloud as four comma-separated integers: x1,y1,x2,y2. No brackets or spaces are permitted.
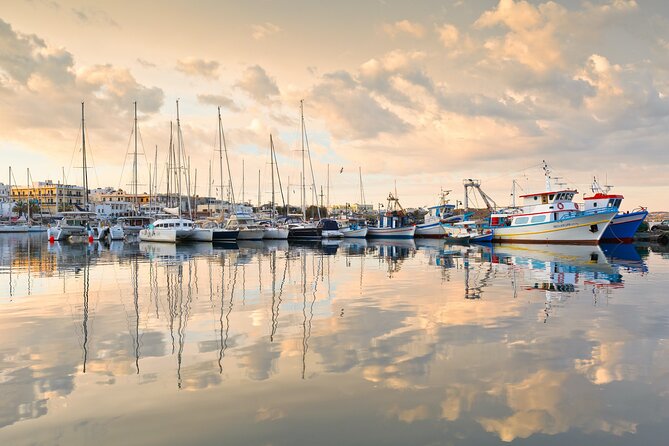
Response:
309,70,411,140
383,20,425,38
70,7,119,28
437,24,459,47
196,93,240,111
136,58,156,68
234,65,279,103
77,64,163,113
175,57,220,79
251,22,281,40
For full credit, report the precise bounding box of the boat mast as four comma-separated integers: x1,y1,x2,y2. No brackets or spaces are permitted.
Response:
257,169,261,210
81,102,89,208
133,101,138,214
326,164,330,211
219,107,236,212
176,101,183,218
270,134,275,218
208,160,212,215
271,135,286,213
359,167,365,210
26,168,30,221
300,100,306,220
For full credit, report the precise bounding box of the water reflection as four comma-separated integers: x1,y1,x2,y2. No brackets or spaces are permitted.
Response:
1,234,668,445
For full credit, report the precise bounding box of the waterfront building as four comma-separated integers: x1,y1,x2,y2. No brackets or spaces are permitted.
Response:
10,181,86,214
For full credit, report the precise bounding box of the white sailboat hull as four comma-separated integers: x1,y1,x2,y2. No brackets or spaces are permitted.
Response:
109,225,125,240
139,228,177,243
341,227,368,238
190,228,213,242
415,222,445,238
493,211,616,244
263,227,289,239
48,225,88,241
322,230,344,238
367,226,416,239
237,228,265,240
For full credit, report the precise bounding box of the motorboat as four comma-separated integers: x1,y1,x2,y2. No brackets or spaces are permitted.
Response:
138,218,195,243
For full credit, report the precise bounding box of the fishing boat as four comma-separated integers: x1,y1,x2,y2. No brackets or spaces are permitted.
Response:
318,218,344,238
444,220,493,243
415,190,455,238
583,178,648,243
489,163,616,244
340,218,368,238
367,192,416,239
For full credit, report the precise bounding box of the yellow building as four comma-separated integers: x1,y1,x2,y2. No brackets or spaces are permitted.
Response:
10,180,86,214
90,189,150,205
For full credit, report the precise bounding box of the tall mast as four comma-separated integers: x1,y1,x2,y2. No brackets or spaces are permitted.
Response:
326,164,330,210
26,168,30,221
270,134,275,218
208,160,212,215
271,135,286,213
359,167,364,207
219,108,236,211
241,159,245,204
176,101,183,217
300,100,306,220
81,102,89,207
153,144,158,214
257,169,261,210
133,101,138,214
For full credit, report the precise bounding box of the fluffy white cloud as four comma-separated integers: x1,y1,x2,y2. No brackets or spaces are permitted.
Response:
175,57,220,79
235,65,280,103
383,20,425,38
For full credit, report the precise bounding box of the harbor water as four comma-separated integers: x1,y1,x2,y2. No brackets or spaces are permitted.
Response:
1,234,669,445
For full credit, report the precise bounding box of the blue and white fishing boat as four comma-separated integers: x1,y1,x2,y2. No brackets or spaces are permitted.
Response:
583,178,648,243
488,163,616,245
415,190,455,238
367,192,416,239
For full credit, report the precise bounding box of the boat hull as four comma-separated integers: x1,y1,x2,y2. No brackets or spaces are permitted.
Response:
322,230,344,238
237,229,265,240
471,233,494,243
415,222,445,238
213,229,239,241
600,210,648,243
367,226,415,239
48,226,87,241
109,225,125,240
263,228,289,240
288,227,322,239
342,227,368,238
139,228,177,243
190,228,213,242
492,211,616,245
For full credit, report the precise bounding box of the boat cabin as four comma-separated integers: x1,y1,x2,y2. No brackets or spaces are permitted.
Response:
152,219,193,229
377,210,411,229
489,189,580,228
583,193,623,211
317,219,340,231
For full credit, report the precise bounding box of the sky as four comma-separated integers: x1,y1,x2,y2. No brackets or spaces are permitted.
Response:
1,0,668,211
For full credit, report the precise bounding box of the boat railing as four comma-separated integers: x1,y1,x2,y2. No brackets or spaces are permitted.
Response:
558,206,617,221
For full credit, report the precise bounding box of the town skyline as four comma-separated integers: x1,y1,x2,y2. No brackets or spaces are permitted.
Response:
1,0,668,210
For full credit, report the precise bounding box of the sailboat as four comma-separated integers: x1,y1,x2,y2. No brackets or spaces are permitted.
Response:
139,101,195,243
210,107,239,241
262,134,289,239
286,100,322,239
48,102,97,242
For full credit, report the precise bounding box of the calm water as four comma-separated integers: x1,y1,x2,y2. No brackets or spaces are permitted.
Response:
1,234,668,445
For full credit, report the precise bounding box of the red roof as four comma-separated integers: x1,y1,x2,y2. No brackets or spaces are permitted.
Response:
584,193,624,200
519,189,578,198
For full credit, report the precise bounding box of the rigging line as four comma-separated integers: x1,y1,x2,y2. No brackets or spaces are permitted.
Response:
302,115,320,216
117,124,135,190
66,120,83,185
83,125,101,189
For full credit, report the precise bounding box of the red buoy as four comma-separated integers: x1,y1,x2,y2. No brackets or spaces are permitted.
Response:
88,235,94,243
49,236,55,243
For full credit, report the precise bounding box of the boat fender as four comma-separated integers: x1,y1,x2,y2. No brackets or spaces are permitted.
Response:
557,202,564,210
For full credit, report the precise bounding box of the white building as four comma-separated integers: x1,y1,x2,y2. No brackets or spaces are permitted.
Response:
95,202,133,219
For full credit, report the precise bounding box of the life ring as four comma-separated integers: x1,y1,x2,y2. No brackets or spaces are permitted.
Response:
557,202,564,210
574,203,579,210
